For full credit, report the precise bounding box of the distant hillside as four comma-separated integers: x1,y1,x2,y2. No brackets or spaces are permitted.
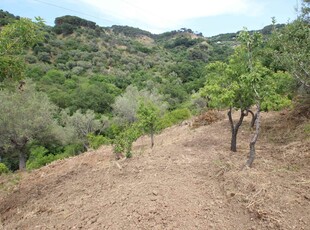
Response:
2,13,217,113
0,11,283,115
208,24,285,43
0,10,289,116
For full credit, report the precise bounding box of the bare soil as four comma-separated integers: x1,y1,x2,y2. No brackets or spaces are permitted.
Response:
0,110,309,229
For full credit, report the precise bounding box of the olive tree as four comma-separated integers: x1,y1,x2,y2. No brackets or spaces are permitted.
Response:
0,82,59,170
60,109,104,150
112,85,167,124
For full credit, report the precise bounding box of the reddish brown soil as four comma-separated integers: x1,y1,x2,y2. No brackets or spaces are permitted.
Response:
0,111,309,229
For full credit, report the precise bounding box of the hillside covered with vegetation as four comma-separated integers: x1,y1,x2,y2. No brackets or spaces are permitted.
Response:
0,0,309,173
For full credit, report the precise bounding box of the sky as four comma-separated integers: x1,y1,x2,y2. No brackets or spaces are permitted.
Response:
1,0,299,36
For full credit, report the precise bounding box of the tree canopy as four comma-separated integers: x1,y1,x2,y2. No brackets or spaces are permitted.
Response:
198,29,292,165
0,17,44,83
0,81,59,170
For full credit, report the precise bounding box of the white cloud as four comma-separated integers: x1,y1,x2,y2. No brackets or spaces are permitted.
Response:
77,0,263,32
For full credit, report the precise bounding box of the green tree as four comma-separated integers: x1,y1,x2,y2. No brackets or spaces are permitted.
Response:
0,17,44,83
199,30,292,166
270,5,310,91
137,101,162,148
60,109,104,150
112,85,167,124
301,0,310,22
71,80,119,114
112,85,141,123
113,123,142,159
200,60,252,152
0,81,59,170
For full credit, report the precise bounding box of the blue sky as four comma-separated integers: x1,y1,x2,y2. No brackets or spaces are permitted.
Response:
1,0,299,36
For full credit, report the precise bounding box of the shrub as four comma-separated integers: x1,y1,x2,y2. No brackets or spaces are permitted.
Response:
158,108,191,130
37,52,51,63
113,124,142,158
26,143,84,170
54,23,75,35
71,66,84,75
45,69,66,84
25,55,37,64
87,133,111,149
76,60,92,69
103,122,122,139
0,163,9,174
63,143,84,156
26,146,55,170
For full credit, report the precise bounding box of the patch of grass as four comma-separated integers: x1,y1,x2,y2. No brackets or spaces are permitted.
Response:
273,164,301,173
0,173,21,193
304,122,310,136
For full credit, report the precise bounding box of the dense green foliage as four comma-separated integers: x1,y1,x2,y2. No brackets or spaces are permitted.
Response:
113,123,142,158
87,134,111,150
0,9,19,26
54,15,97,35
137,101,162,148
0,81,62,170
271,19,310,91
0,163,10,174
158,108,191,130
0,17,44,83
198,29,293,165
112,85,167,124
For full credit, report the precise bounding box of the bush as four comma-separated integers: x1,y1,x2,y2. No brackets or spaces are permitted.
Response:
37,52,51,63
113,124,142,158
71,66,84,75
26,143,84,170
77,60,92,69
158,108,191,130
45,69,66,84
63,143,84,156
103,122,122,139
26,146,55,170
0,163,9,174
54,23,75,35
25,55,37,64
87,133,111,149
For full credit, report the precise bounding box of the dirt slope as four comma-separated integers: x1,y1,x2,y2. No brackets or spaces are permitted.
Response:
0,111,309,229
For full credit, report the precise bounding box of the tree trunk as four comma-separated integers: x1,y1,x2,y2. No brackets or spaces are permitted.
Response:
83,143,89,152
11,137,28,171
246,104,261,167
19,151,27,171
150,131,154,148
247,109,257,128
228,108,246,152
230,129,238,152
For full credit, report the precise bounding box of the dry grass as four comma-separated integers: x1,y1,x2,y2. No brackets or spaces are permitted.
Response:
214,109,310,229
191,110,225,128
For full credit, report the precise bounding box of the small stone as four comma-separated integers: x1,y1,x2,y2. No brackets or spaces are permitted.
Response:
152,190,158,196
